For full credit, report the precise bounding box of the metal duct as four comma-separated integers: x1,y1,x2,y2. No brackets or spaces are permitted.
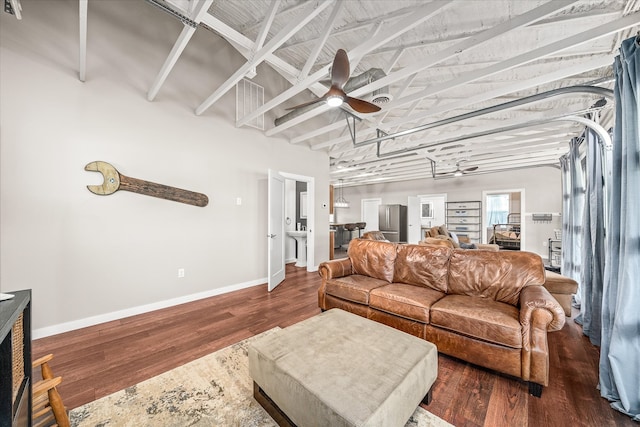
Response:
343,68,387,93
274,68,388,126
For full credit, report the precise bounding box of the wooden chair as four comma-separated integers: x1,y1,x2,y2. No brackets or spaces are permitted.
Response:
32,354,70,427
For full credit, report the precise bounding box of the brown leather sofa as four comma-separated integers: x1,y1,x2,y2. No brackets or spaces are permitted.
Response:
360,230,389,241
318,239,566,397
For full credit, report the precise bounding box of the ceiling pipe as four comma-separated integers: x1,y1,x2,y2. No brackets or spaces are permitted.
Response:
331,104,608,177
353,85,614,148
145,0,197,27
274,68,388,126
374,109,606,160
330,85,614,181
554,115,612,149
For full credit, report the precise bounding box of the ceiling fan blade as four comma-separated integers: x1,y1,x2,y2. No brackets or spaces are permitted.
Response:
285,95,327,111
462,166,478,173
344,96,381,113
331,49,350,89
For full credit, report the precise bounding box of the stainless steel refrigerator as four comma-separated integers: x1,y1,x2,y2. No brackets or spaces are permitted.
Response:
378,204,407,242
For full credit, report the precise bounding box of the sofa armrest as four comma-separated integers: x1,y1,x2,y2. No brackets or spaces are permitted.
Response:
519,285,565,332
519,285,565,386
318,258,353,310
318,258,353,280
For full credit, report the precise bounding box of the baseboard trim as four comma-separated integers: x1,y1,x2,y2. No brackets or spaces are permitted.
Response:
33,277,267,339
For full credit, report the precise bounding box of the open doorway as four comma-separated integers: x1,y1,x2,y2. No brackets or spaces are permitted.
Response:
268,170,315,291
284,180,309,264
409,194,446,242
482,189,525,249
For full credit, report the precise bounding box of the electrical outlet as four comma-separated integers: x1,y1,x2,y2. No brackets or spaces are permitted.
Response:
178,268,185,278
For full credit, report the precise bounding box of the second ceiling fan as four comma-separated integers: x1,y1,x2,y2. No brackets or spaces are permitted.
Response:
287,49,381,114
436,161,478,177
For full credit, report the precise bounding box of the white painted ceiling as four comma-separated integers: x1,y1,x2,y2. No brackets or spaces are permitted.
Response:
26,0,640,186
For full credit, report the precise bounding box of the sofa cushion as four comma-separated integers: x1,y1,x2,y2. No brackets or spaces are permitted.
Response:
324,275,389,305
419,237,455,249
394,244,451,292
430,295,522,349
370,283,446,323
447,249,545,306
348,239,397,283
543,270,578,294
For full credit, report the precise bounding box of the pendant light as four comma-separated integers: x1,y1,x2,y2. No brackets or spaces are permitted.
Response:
334,179,350,208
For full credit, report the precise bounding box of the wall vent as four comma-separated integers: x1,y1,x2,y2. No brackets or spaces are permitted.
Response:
236,79,264,130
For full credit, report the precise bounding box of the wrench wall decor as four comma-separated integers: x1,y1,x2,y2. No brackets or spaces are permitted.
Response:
85,161,208,207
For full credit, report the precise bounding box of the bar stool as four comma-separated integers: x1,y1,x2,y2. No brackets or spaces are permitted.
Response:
343,223,357,248
355,222,366,237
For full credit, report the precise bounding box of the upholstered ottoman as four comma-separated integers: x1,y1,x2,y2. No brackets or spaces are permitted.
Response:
249,308,438,427
543,271,579,316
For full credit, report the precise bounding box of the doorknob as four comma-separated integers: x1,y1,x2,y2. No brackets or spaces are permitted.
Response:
268,234,276,238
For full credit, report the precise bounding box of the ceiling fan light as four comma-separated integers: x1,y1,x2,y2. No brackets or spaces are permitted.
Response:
327,95,343,107
453,170,463,177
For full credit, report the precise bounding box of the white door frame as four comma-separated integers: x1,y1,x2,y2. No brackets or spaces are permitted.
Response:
279,171,315,272
360,198,382,231
482,188,525,248
417,193,447,238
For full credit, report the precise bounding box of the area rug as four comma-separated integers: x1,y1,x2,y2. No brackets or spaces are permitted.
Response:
70,328,452,427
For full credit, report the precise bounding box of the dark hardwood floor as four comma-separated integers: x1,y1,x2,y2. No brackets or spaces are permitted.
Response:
33,264,634,426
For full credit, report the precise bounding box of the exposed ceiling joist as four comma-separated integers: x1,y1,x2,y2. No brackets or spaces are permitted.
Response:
69,0,638,185
308,55,613,150
269,0,579,136
236,0,453,127
147,0,214,101
195,0,333,115
78,0,87,82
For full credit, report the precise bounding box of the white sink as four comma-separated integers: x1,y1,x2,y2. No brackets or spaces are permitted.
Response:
287,230,308,238
287,231,308,267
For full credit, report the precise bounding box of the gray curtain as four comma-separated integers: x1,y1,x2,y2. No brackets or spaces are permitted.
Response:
574,128,606,346
559,137,585,299
599,36,640,420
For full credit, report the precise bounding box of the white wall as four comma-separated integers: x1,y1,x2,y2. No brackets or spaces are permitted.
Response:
0,0,330,335
336,168,562,257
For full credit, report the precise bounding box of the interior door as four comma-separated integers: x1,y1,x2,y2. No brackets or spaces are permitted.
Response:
268,170,285,291
407,196,421,244
361,198,381,231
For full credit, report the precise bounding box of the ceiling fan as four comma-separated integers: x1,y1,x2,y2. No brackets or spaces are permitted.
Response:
287,49,382,113
436,161,478,177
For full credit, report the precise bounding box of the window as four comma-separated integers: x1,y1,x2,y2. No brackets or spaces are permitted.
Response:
486,194,509,226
